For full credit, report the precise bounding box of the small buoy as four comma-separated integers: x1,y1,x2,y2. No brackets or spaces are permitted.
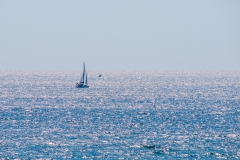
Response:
98,74,102,77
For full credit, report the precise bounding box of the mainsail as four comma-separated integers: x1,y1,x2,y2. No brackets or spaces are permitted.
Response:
85,72,88,85
80,62,86,84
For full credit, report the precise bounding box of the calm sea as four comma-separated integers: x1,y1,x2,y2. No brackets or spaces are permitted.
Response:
0,71,240,159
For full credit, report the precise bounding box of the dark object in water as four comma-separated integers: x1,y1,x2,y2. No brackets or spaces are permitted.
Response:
143,145,156,149
98,74,102,77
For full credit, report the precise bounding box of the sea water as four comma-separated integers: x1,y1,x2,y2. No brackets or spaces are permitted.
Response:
0,71,239,159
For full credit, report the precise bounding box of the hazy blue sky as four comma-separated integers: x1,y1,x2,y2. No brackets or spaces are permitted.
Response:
0,0,239,70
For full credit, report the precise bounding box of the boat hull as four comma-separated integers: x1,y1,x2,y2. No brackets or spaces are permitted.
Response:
76,83,89,88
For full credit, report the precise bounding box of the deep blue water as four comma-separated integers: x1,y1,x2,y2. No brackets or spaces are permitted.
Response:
0,71,240,159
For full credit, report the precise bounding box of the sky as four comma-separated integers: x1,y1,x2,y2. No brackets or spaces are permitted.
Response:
0,0,240,70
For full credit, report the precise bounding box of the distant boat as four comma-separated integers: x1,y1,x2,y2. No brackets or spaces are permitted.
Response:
76,62,89,88
98,74,102,77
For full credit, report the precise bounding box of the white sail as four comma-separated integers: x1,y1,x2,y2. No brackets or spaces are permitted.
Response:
80,72,84,84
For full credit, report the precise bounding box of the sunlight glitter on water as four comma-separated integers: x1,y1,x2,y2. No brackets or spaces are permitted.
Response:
0,71,240,159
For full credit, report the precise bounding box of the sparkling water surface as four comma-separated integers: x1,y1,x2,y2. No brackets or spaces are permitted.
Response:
0,71,240,159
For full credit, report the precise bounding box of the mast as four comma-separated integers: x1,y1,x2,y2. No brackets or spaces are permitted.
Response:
83,62,86,74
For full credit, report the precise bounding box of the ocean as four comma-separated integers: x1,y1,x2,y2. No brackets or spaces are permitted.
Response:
0,71,240,159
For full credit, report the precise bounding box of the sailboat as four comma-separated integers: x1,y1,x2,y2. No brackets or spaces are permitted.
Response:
76,62,89,88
